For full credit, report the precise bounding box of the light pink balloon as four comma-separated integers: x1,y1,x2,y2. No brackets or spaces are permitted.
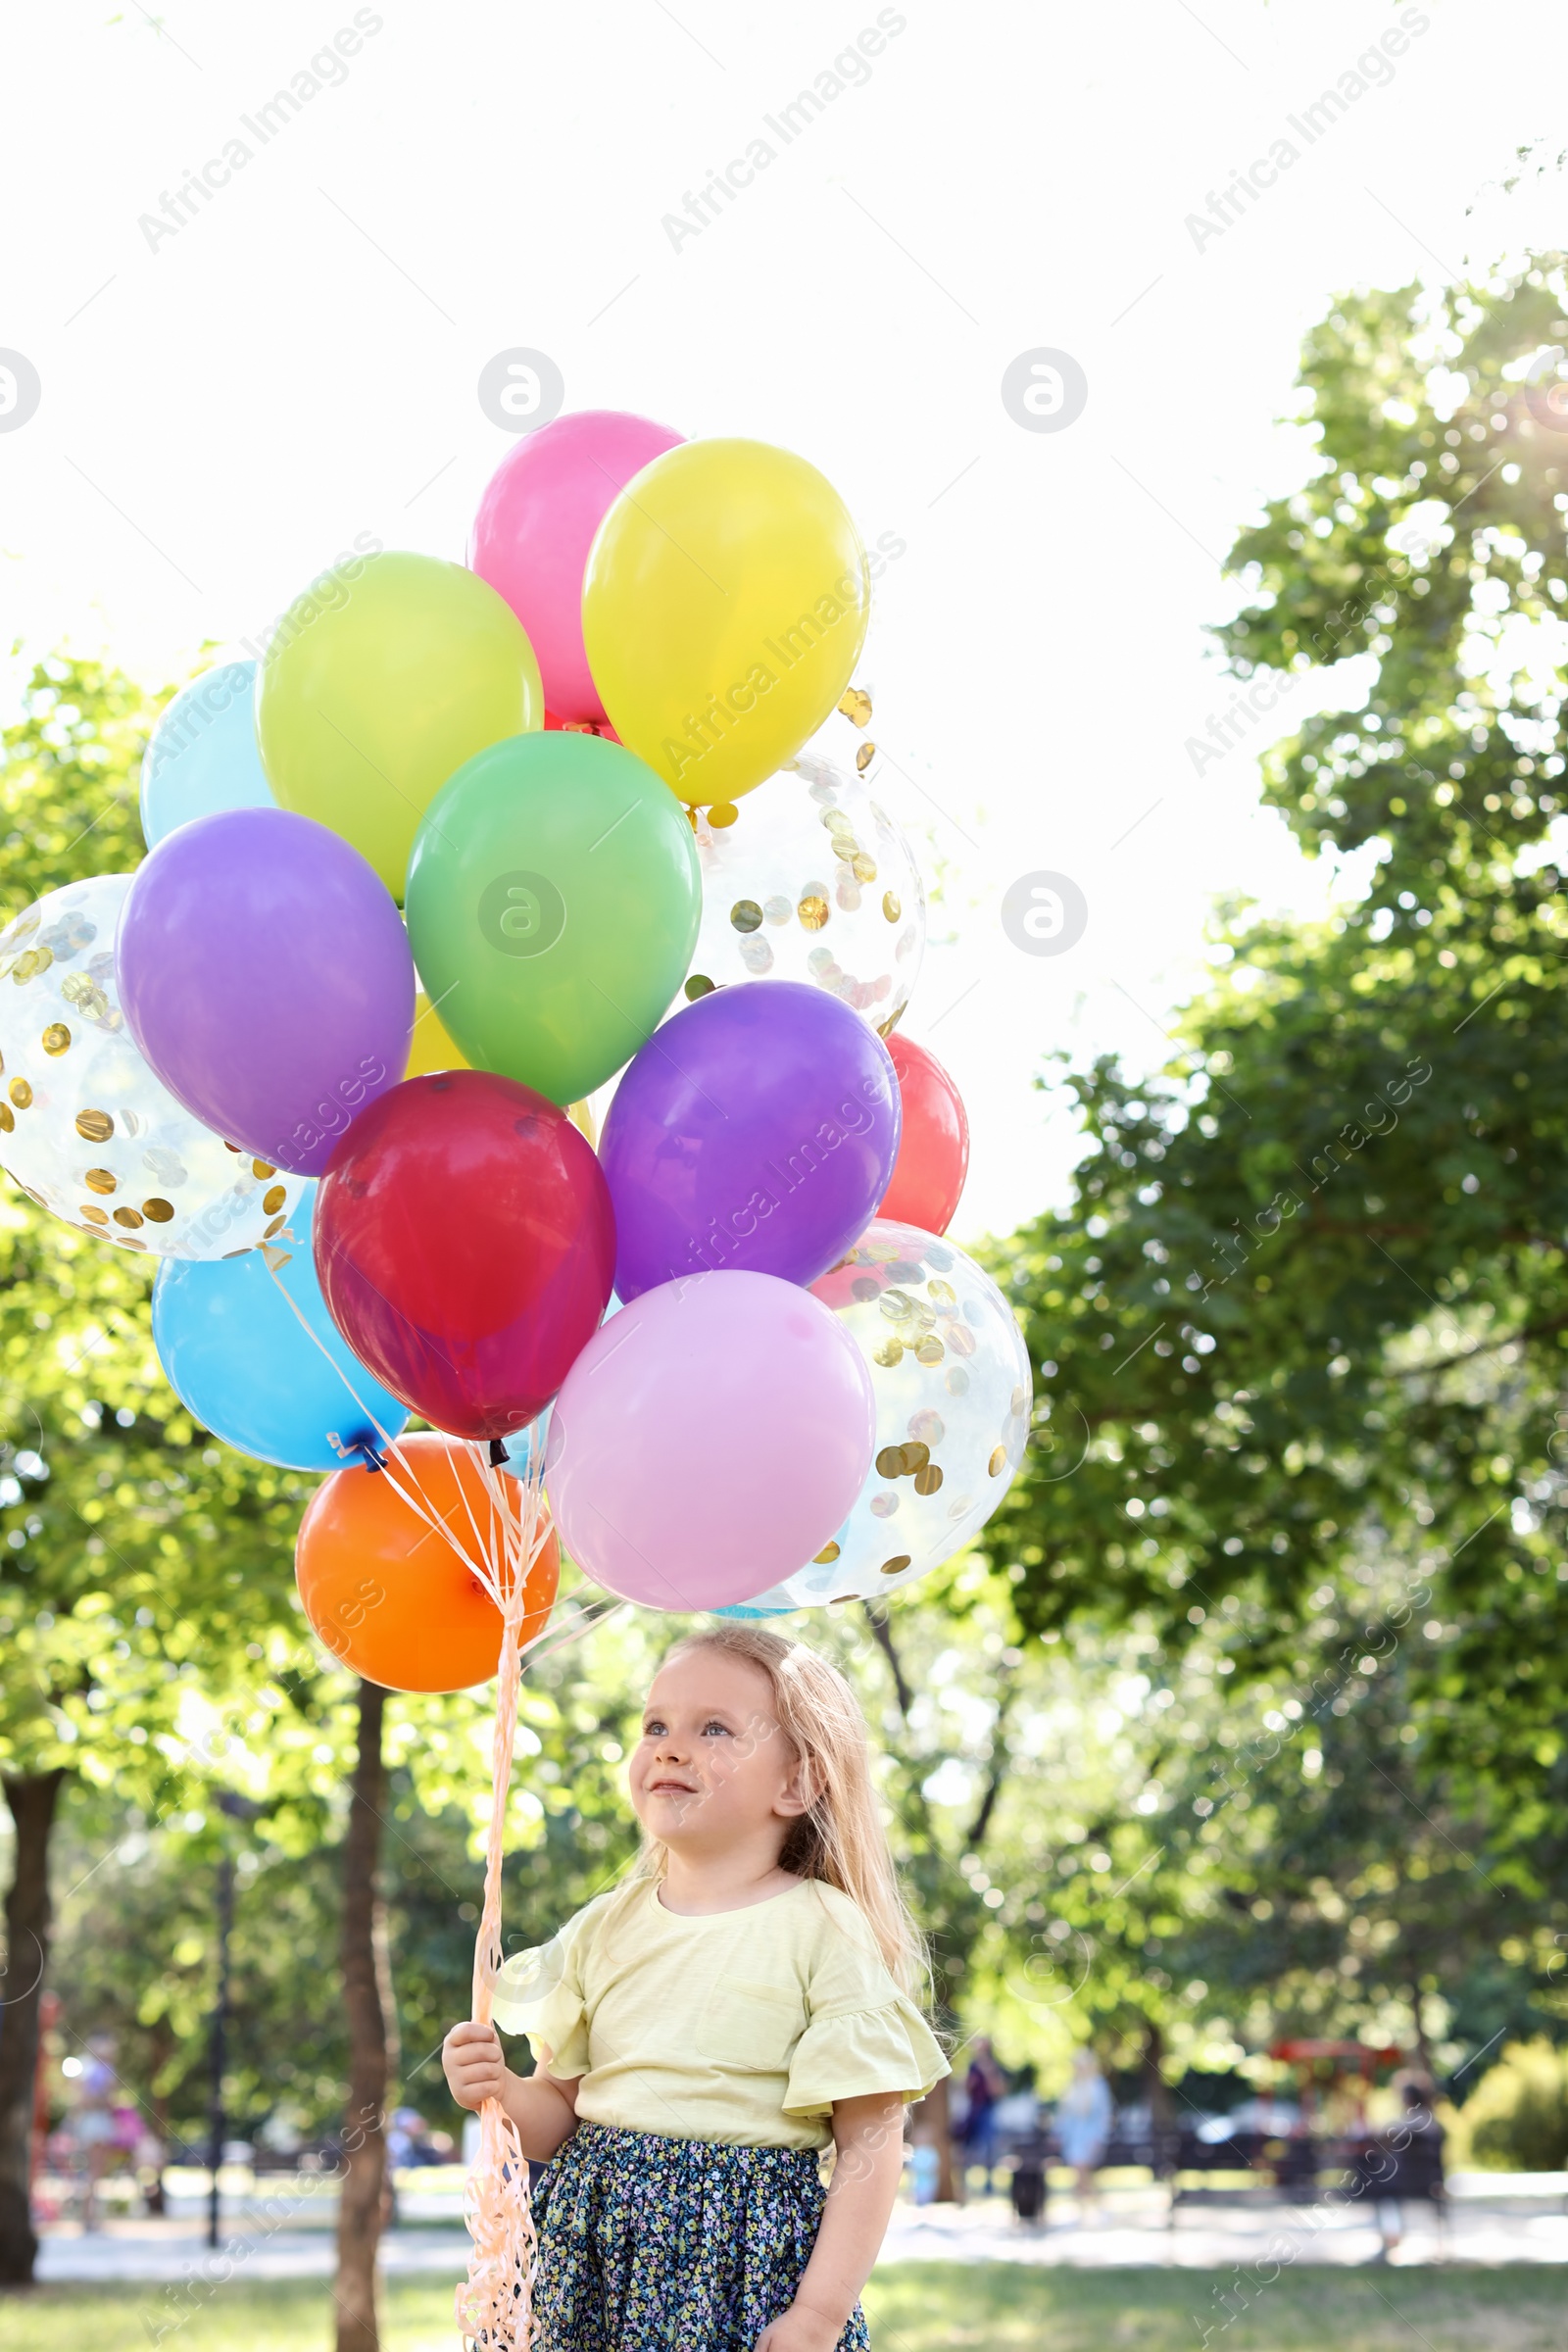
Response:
469,410,684,724
544,1270,875,1611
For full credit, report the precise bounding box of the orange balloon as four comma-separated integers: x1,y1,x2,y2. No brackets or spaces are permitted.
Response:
295,1434,560,1691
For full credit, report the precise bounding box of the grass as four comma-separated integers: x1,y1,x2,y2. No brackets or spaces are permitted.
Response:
869,2264,1568,2348
2,2264,1566,2350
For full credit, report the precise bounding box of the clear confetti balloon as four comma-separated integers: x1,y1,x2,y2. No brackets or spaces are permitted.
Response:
679,751,925,1033
738,1218,1032,1609
0,875,304,1259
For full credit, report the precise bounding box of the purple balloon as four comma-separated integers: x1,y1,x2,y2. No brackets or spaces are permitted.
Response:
600,981,901,1300
118,808,414,1177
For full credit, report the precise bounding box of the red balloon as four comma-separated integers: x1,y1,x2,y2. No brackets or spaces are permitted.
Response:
315,1071,615,1441
876,1036,969,1235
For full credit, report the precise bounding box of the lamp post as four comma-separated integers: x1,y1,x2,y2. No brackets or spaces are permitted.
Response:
207,1793,260,2252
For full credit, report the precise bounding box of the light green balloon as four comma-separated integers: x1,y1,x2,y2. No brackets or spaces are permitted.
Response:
405,732,701,1105
254,550,542,900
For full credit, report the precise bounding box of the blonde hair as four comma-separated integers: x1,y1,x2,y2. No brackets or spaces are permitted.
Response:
633,1622,928,2000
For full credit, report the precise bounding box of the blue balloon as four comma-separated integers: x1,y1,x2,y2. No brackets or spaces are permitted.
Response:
497,1410,550,1480
140,662,275,848
152,1184,408,1471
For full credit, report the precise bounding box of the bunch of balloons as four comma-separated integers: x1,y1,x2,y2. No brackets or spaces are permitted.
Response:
0,406,1029,1656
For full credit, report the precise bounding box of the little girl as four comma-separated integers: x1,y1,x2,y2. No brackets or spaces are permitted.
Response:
443,1623,947,2350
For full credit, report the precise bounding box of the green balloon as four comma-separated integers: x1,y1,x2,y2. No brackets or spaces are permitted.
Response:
405,733,701,1105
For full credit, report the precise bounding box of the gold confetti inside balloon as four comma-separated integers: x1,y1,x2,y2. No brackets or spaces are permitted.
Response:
678,753,924,1031
731,1217,1032,1610
0,877,303,1258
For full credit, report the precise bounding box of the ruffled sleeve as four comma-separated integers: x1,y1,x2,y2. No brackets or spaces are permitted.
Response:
785,1989,949,2119
783,1883,950,2119
490,1905,593,2079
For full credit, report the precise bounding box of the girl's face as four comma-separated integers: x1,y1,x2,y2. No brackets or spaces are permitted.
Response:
629,1648,808,1859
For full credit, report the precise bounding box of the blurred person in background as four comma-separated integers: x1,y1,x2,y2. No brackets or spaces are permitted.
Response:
74,2034,121,2230
960,2036,1006,2196
1055,2049,1113,2222
907,2116,942,2207
1372,2079,1446,2262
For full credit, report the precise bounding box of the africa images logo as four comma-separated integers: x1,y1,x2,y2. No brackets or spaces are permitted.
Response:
478,870,567,957
1002,872,1089,957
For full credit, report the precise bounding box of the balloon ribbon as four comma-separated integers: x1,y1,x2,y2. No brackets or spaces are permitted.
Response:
451,1446,545,2351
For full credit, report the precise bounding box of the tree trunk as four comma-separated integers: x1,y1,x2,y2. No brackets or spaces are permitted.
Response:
914,2072,960,2204
1408,1973,1436,2082
861,1600,914,1718
334,1683,390,2352
0,1769,66,2284
373,1875,401,2233
146,2018,173,2216
964,1667,1019,1854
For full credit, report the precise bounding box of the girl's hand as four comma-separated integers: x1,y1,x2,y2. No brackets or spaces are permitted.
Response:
442,2020,507,2112
754,2301,845,2352
758,2090,904,2351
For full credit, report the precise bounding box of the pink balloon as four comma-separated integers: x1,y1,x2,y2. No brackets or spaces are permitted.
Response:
544,1271,874,1610
469,411,684,724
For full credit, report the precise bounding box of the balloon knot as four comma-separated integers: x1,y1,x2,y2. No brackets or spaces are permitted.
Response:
328,1429,387,1473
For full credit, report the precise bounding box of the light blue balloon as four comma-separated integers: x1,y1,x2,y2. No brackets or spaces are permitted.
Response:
497,1410,550,1480
152,1183,409,1471
140,662,274,848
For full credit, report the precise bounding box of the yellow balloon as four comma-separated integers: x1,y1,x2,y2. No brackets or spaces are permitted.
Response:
404,992,470,1078
582,440,869,808
405,996,596,1146
256,550,542,900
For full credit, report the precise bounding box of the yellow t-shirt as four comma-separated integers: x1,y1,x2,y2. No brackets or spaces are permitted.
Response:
491,1874,949,2152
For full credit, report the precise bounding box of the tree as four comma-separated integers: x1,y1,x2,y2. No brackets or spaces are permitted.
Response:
0,1182,325,2277
335,1682,389,2352
0,658,326,2278
989,256,1568,2063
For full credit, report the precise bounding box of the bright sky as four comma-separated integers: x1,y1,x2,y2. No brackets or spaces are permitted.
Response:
3,0,1565,1246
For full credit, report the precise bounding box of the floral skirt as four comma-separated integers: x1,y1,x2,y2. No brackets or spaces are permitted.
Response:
529,2121,870,2352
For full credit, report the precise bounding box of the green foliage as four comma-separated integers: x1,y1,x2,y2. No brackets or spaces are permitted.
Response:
0,657,325,1818
987,260,1568,2062
1223,270,1568,895
1,654,151,914
993,258,1568,1641
1456,2038,1568,2171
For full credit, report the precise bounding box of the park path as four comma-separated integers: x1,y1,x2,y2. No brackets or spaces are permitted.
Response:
33,2176,1568,2283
